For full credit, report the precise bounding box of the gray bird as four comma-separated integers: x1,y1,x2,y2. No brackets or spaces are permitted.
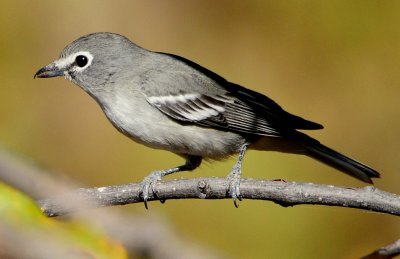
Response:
35,32,379,208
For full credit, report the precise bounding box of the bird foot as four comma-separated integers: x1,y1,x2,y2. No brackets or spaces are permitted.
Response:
226,165,242,208
226,143,247,207
140,170,163,209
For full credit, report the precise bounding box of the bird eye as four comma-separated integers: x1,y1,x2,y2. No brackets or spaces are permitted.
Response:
75,55,88,67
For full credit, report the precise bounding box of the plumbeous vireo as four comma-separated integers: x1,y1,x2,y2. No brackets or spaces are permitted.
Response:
35,32,380,208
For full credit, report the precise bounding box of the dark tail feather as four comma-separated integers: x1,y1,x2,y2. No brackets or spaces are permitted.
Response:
305,142,380,183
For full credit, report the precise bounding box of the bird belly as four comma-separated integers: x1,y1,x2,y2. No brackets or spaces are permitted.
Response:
135,122,246,159
101,95,246,159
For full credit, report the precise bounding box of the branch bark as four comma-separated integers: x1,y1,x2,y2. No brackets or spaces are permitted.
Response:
363,239,400,259
0,150,225,258
38,177,400,217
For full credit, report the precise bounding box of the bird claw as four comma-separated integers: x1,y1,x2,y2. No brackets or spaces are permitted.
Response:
140,171,163,209
226,167,242,208
226,144,247,207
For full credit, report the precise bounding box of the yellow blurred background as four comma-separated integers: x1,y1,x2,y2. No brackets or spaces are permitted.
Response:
1,1,399,258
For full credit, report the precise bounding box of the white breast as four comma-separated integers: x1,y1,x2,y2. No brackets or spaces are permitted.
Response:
100,92,245,159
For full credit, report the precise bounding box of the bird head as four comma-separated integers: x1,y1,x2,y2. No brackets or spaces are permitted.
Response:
34,32,145,91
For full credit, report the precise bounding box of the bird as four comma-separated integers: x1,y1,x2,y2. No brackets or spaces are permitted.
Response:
35,32,380,208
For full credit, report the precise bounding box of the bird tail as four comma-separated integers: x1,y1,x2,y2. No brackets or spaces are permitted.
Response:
305,142,380,183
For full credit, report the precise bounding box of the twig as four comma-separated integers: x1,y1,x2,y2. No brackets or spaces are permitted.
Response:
363,239,400,259
0,149,73,199
0,150,225,258
38,177,400,217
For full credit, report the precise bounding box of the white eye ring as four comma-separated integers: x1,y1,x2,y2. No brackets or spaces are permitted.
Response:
71,51,93,72
55,51,94,72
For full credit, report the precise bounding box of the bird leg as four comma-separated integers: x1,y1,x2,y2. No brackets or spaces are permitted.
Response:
226,143,248,208
140,155,202,209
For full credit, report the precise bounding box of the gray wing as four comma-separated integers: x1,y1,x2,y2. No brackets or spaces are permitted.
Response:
146,90,281,136
141,52,323,137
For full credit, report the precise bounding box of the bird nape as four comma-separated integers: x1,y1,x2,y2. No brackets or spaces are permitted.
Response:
35,32,380,208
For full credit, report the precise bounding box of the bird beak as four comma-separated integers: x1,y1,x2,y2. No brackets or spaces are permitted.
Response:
34,62,65,79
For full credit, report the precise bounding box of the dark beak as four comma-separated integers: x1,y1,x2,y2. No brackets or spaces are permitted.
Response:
34,63,65,79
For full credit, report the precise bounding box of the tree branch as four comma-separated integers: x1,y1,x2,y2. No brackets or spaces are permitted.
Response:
363,239,400,259
0,150,225,258
38,177,400,217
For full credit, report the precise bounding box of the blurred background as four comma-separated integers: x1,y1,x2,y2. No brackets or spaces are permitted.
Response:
1,0,399,258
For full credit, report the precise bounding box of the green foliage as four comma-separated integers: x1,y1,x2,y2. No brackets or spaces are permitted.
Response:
0,182,127,259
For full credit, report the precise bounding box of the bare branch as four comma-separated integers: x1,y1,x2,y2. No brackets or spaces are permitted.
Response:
363,239,400,259
2,148,399,258
0,149,73,199
0,150,225,258
38,177,400,217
